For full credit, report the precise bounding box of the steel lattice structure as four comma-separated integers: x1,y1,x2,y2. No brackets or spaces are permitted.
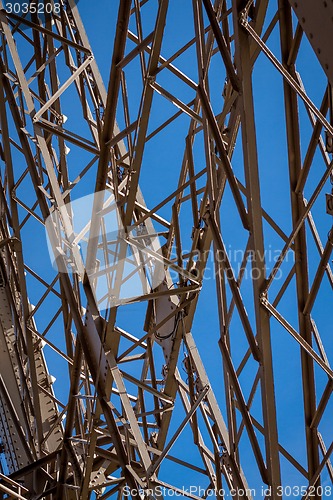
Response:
0,0,332,498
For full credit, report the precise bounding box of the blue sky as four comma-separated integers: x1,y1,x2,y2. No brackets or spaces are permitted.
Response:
2,0,332,496
76,1,332,494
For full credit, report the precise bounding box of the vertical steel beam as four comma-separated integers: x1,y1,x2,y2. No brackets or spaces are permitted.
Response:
278,0,320,490
233,1,282,494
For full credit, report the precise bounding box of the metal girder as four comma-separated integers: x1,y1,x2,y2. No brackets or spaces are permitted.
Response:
0,0,331,499
288,0,333,86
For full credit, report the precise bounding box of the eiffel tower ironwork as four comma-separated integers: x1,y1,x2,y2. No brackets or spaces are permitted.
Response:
0,1,332,499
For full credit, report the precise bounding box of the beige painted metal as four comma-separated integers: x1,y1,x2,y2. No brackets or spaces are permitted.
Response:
0,0,332,499
288,0,333,86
